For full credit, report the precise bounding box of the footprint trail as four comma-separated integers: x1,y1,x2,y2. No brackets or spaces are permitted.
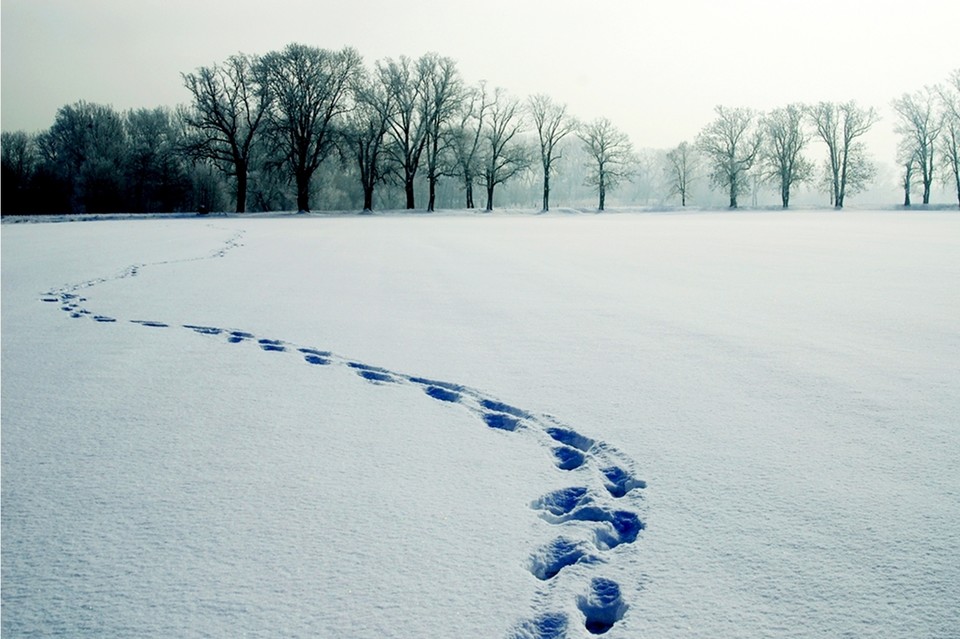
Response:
38,226,647,637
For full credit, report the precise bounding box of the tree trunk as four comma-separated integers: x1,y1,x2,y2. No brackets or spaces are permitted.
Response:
922,179,931,205
296,171,310,213
729,179,737,209
465,177,474,209
542,173,550,212
236,163,248,213
363,184,374,211
485,182,495,211
782,183,790,209
427,175,436,212
681,190,686,207
405,177,415,209
598,180,605,211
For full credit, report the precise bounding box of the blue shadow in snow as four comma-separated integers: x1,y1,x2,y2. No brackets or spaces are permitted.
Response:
545,426,595,452
483,413,519,431
425,386,461,403
552,446,586,470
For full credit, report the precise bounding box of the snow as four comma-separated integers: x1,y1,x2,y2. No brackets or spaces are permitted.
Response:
2,210,959,638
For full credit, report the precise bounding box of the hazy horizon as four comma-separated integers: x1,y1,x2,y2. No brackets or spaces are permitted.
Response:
2,0,958,168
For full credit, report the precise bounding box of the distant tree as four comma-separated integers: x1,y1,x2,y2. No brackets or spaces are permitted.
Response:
937,69,960,208
528,94,577,212
420,54,463,212
897,143,918,206
448,82,492,208
808,101,878,208
260,44,363,212
480,89,531,211
125,107,190,212
761,104,813,208
39,101,127,213
893,87,943,205
664,141,699,206
579,118,635,211
1,131,38,213
696,106,763,209
181,54,270,213
378,56,428,209
345,71,394,211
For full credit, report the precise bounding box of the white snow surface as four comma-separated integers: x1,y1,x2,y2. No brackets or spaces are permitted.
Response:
2,210,959,638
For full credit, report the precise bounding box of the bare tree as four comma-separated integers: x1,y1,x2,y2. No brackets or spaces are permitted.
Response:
664,141,699,206
937,69,960,208
761,104,813,208
260,44,363,212
808,101,878,208
528,94,577,212
579,118,635,211
420,54,463,212
448,82,492,208
378,56,428,209
893,87,943,205
481,88,531,211
181,54,270,213
345,71,394,212
696,106,763,208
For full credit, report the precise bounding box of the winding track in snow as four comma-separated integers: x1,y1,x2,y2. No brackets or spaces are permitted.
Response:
38,223,647,638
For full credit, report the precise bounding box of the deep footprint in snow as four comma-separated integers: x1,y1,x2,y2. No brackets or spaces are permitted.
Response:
601,466,646,498
484,412,520,431
545,426,596,452
425,385,461,403
228,331,254,343
532,486,592,517
130,320,169,328
258,338,286,352
577,577,627,635
552,445,586,470
183,324,223,336
509,612,569,639
529,537,598,580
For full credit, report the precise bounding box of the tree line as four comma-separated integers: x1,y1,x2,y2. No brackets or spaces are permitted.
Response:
2,45,958,215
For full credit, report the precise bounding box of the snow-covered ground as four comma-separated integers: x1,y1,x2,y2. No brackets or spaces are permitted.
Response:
2,210,959,638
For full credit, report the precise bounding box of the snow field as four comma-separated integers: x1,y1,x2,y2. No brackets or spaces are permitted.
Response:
3,210,959,637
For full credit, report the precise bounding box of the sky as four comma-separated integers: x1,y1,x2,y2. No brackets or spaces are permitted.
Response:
2,0,959,164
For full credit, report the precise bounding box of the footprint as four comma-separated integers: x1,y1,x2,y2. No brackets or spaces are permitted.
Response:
480,399,531,419
183,324,223,335
577,577,627,635
529,537,598,580
93,316,117,323
130,320,168,328
408,377,465,393
531,486,591,517
600,466,646,498
542,503,644,550
552,446,586,470
304,354,330,365
258,339,285,352
424,386,461,403
359,370,394,383
227,331,254,343
509,612,568,639
545,426,595,452
40,297,59,303
483,413,520,431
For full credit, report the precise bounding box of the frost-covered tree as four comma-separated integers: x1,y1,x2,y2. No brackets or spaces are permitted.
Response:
448,82,492,208
808,101,878,208
893,87,943,205
40,101,128,213
420,54,463,212
937,69,960,208
664,141,699,206
696,106,763,208
528,94,577,212
181,54,270,213
125,107,189,212
343,71,394,212
480,88,531,211
378,56,428,209
761,104,813,208
579,118,635,211
260,44,363,212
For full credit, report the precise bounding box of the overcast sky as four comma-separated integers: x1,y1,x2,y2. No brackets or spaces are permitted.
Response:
2,0,958,162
